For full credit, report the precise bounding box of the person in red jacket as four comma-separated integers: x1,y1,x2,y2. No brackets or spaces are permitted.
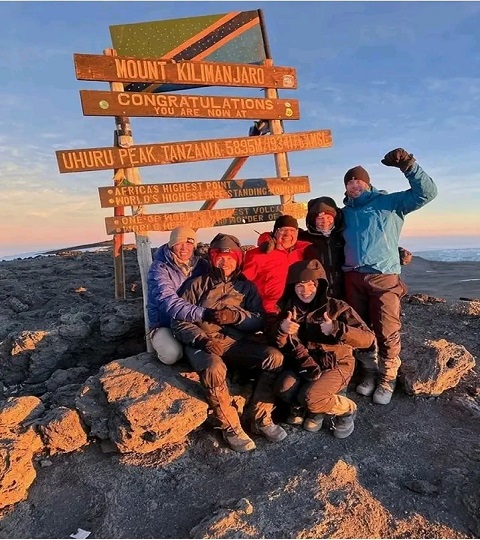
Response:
242,215,311,314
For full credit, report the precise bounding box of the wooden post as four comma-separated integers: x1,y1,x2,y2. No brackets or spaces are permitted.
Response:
259,10,293,206
105,49,126,299
104,48,153,352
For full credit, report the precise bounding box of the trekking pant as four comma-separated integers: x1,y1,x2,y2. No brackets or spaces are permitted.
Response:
184,339,283,429
345,272,406,381
276,360,355,416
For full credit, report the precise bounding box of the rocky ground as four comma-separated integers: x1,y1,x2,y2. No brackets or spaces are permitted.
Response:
0,247,479,539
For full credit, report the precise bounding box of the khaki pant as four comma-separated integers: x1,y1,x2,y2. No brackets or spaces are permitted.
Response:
150,327,183,365
345,272,406,380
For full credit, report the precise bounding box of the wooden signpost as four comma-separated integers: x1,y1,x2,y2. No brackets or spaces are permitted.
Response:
80,90,300,120
74,54,298,89
56,130,332,173
56,9,334,352
105,202,307,234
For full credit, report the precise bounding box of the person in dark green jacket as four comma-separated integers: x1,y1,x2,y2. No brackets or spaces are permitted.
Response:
342,148,438,405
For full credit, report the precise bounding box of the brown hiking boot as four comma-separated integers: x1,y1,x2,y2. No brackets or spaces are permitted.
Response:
222,427,256,452
251,422,287,443
285,406,305,426
303,413,325,433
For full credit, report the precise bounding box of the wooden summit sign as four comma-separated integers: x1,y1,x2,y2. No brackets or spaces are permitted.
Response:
80,90,300,120
56,130,332,173
74,54,297,89
105,203,307,234
98,176,310,207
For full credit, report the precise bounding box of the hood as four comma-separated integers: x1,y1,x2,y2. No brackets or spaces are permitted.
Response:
306,196,343,234
208,233,244,280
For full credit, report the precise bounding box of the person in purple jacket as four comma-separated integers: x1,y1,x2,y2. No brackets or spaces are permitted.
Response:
147,226,210,365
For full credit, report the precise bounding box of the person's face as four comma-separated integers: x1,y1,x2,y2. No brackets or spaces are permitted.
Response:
294,280,317,303
346,179,369,199
214,254,238,277
315,212,335,231
274,227,298,250
172,241,194,262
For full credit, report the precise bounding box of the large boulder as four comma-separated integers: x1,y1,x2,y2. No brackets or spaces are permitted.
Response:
400,338,475,396
77,353,209,453
37,407,88,455
0,396,45,510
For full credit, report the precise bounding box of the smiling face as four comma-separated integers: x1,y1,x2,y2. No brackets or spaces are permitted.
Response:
171,241,195,262
274,227,298,250
294,280,317,303
213,253,238,277
315,212,335,231
346,179,369,199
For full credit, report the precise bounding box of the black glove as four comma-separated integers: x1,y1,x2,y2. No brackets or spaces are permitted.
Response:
195,336,224,356
381,148,416,173
258,235,276,254
211,308,240,325
297,356,321,382
202,308,218,323
399,247,413,266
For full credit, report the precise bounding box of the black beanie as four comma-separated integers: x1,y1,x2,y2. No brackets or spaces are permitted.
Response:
286,259,327,284
343,165,371,186
273,214,298,232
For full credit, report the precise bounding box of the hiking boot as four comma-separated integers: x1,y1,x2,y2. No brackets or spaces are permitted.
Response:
373,379,397,405
222,427,256,453
303,414,325,433
251,422,288,443
285,406,304,426
356,374,377,397
332,410,357,439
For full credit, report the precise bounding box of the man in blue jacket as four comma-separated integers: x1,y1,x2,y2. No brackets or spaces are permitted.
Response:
342,148,438,405
147,226,210,365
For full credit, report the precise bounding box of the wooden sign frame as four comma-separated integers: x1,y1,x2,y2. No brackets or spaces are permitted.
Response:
74,54,297,89
56,130,332,173
79,90,300,120
105,203,307,234
98,176,310,207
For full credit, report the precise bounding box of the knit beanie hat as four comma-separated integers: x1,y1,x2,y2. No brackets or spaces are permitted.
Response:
286,259,327,285
273,215,299,232
343,165,371,186
168,226,197,248
208,233,243,269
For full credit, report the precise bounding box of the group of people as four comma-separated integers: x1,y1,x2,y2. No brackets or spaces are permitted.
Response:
147,148,438,452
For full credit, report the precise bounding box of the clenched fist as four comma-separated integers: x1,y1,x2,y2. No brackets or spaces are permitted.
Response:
381,148,416,173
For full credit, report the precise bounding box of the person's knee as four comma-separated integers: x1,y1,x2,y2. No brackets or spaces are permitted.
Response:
153,335,183,365
275,371,301,403
262,347,284,372
200,356,227,389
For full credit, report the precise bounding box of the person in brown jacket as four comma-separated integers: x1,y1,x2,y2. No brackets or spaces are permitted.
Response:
268,259,375,438
171,233,287,453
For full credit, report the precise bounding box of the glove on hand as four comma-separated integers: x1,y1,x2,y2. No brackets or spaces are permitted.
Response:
259,235,276,254
195,336,224,356
211,308,240,325
202,308,218,323
297,356,321,382
381,148,416,172
399,247,413,266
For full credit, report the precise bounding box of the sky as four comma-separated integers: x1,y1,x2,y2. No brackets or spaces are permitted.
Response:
1,0,480,257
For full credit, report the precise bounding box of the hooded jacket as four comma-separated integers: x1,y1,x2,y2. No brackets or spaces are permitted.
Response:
342,163,437,274
172,234,264,350
147,243,210,329
298,196,346,299
242,232,311,314
267,259,375,370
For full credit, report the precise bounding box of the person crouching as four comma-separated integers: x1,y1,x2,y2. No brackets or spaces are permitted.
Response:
268,259,375,438
171,233,287,452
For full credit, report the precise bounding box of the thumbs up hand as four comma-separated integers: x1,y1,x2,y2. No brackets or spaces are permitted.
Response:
320,312,333,335
280,311,300,335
